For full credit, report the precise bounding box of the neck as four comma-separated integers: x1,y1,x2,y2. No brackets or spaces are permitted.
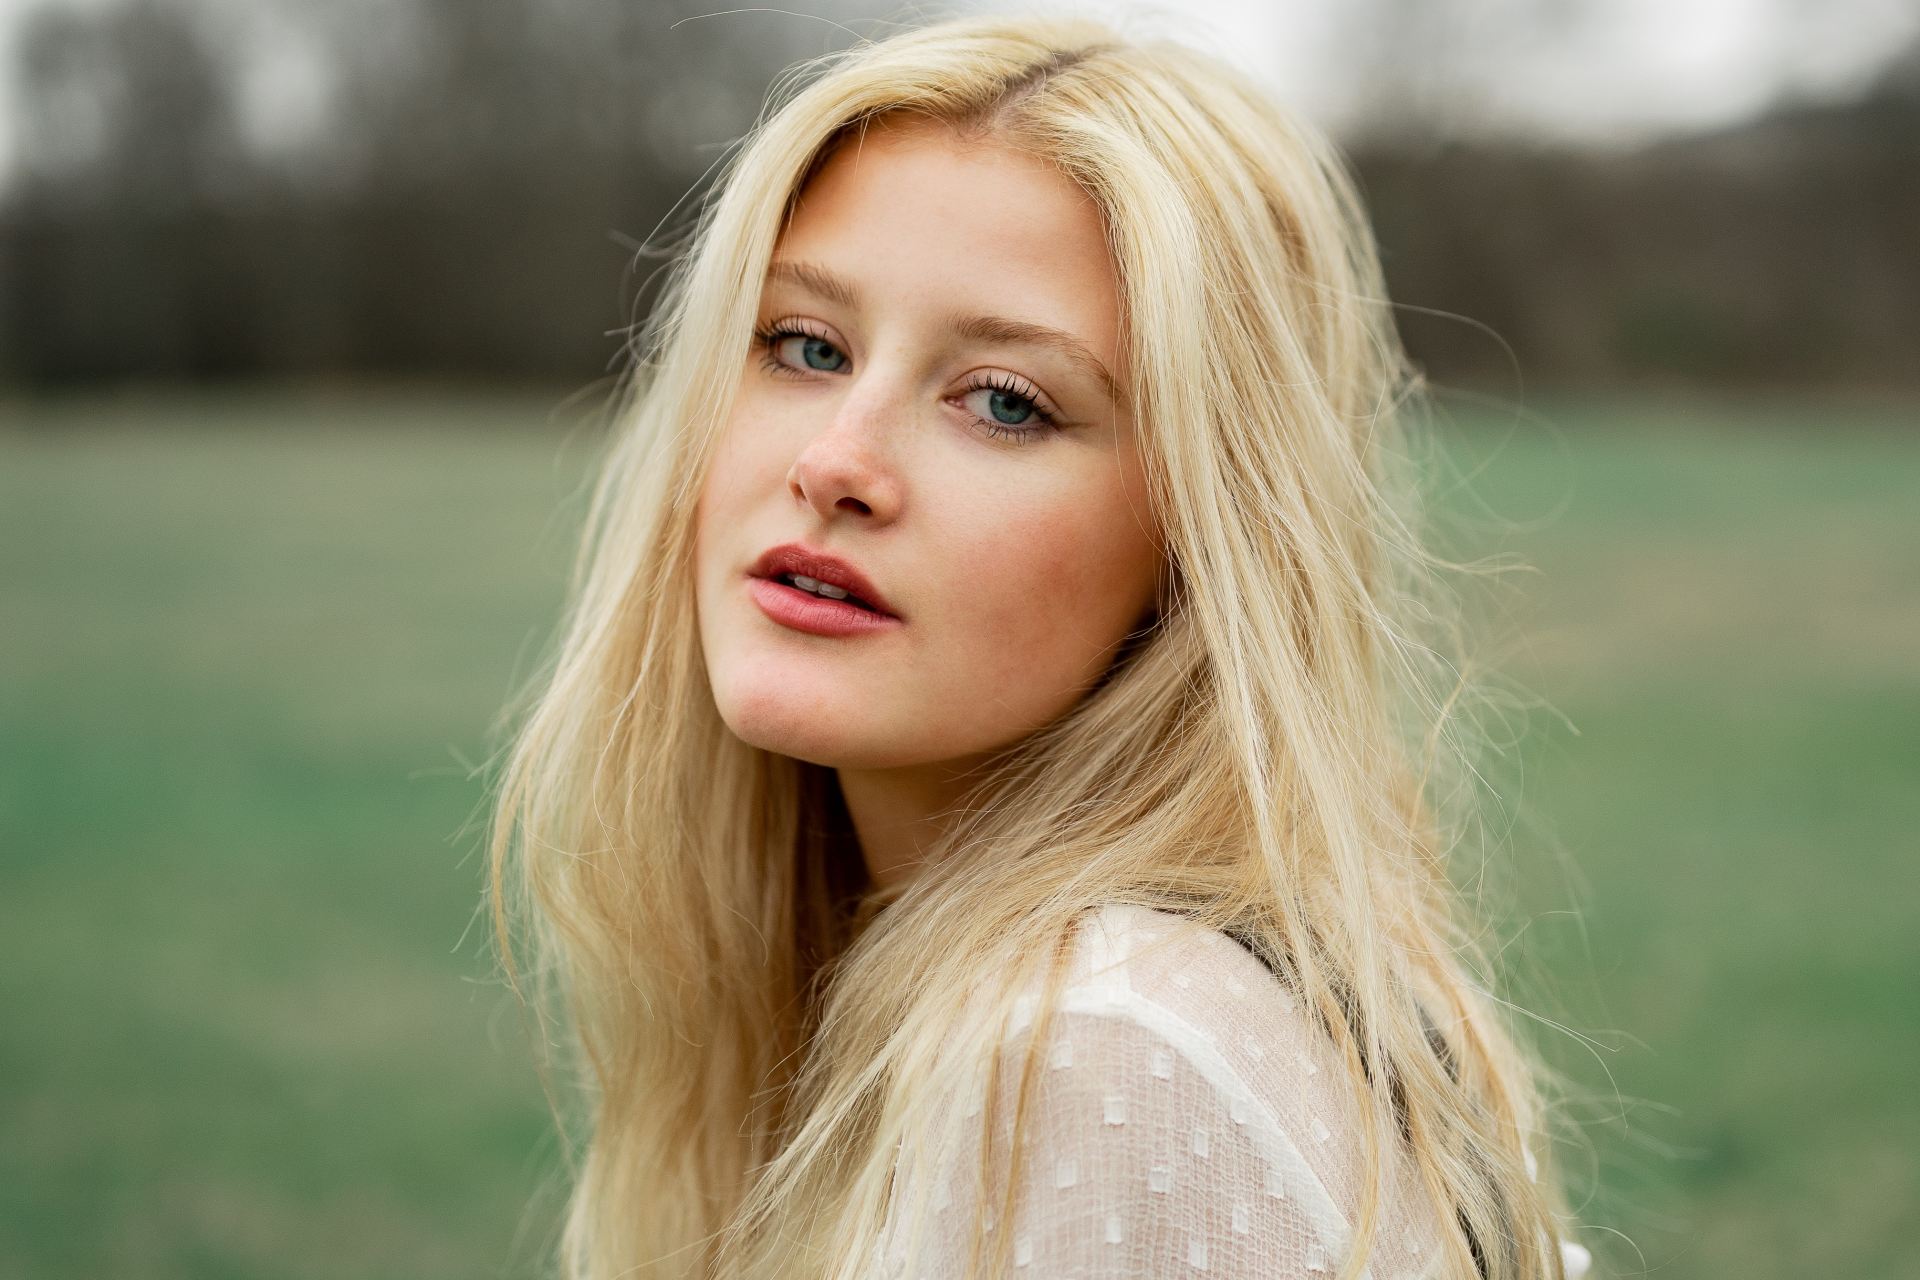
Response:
835,754,995,897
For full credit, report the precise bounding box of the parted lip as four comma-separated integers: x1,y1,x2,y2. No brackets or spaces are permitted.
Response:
748,543,900,618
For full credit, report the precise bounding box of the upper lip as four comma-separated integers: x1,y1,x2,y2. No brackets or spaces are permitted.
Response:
749,542,901,618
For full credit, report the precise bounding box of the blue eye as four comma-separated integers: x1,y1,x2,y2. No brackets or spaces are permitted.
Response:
750,322,1064,445
755,323,847,374
957,374,1061,444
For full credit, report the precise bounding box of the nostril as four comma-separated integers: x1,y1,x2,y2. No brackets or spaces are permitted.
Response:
836,496,872,515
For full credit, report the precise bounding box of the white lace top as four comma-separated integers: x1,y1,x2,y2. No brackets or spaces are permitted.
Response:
869,904,1591,1279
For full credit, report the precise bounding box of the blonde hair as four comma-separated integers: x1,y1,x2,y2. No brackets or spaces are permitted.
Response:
487,9,1583,1279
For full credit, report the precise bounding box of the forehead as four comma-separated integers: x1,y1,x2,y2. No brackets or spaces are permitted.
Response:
774,119,1122,361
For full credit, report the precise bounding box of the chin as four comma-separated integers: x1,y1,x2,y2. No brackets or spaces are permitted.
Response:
711,668,908,770
725,715,919,771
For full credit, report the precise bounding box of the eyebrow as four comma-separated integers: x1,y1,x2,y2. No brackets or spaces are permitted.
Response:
763,258,1124,407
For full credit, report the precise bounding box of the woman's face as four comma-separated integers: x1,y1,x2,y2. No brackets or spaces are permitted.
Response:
692,117,1161,772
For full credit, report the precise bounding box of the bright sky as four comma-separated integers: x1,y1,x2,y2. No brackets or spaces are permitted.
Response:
1,0,1915,193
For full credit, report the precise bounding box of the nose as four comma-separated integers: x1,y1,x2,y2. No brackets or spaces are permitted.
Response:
785,376,905,523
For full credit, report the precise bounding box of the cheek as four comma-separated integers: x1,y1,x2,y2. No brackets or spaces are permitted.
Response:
693,418,767,645
696,408,783,554
702,411,765,508
942,485,1155,693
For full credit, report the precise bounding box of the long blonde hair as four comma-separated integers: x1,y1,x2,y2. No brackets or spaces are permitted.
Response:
487,10,1582,1279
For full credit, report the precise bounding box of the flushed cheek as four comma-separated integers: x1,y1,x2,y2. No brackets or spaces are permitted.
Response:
934,523,1129,710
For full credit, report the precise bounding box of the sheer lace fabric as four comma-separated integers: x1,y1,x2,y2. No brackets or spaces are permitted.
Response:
867,905,1589,1279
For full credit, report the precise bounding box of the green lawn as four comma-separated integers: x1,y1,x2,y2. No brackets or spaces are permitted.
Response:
2,386,1914,1278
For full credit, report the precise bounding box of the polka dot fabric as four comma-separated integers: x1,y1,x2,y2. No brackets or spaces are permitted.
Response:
868,905,1591,1279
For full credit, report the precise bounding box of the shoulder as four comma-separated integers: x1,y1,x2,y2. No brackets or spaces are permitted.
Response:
1025,903,1339,1080
949,905,1345,1135
908,907,1448,1275
1042,906,1445,1255
998,904,1374,1201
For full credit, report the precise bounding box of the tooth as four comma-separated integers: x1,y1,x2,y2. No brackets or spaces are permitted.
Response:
781,572,858,603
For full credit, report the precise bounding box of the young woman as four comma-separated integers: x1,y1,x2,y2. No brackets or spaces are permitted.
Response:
488,12,1595,1280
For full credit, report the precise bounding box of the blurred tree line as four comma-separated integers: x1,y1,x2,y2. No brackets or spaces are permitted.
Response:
1,0,1915,394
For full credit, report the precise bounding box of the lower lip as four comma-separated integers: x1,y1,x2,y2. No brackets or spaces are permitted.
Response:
747,576,904,637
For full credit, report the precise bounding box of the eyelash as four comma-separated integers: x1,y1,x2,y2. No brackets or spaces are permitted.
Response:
750,321,1063,443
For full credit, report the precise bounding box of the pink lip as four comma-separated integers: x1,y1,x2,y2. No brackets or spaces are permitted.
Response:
747,576,906,637
748,542,900,618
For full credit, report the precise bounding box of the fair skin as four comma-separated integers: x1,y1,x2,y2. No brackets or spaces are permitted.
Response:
692,115,1162,894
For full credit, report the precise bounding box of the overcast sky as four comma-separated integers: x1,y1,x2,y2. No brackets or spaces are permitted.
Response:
976,0,1920,138
1,0,1916,194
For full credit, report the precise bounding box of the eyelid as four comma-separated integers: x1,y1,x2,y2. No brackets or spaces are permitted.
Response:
762,314,842,346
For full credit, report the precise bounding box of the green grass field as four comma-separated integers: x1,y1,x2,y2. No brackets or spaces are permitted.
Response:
2,386,1914,1278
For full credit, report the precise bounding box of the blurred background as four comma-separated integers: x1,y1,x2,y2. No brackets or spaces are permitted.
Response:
1,0,1914,1276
